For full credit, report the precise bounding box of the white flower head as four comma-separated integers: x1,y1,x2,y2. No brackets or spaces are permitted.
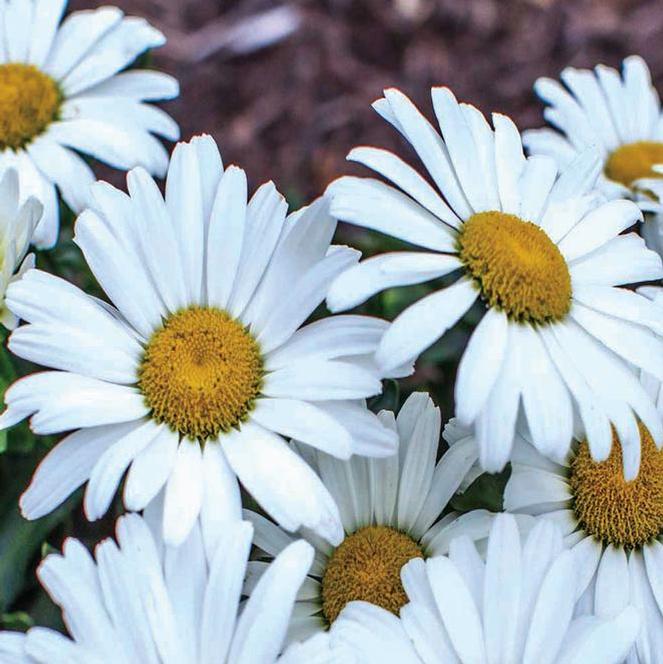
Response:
0,134,398,549
0,0,180,248
330,514,641,664
524,56,663,215
326,86,663,478
245,392,514,645
0,514,331,663
0,167,42,329
504,401,663,662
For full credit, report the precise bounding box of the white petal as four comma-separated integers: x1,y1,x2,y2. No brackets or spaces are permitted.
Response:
200,521,253,664
570,233,663,286
206,166,248,309
43,7,123,80
27,137,95,212
493,112,526,215
0,371,147,435
263,360,381,401
228,540,314,663
256,247,359,354
222,423,343,545
347,145,461,226
162,441,205,546
251,398,353,459
483,514,522,663
379,87,472,219
328,176,457,251
123,425,178,512
200,442,242,560
84,419,158,521
427,556,487,663
455,308,508,425
327,252,461,313
559,199,643,262
594,546,630,617
20,423,132,520
376,278,478,372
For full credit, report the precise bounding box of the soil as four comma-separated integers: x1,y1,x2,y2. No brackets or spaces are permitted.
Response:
68,0,663,203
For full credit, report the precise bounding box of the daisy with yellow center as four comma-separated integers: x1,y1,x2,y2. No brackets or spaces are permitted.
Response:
244,393,501,644
504,416,663,662
327,515,642,664
0,135,401,548
524,56,663,257
0,0,180,248
0,514,329,662
326,86,663,477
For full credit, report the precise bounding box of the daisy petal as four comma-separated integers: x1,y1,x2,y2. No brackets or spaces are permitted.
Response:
376,277,478,372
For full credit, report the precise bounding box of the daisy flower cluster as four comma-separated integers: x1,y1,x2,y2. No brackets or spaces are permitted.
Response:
0,1,660,663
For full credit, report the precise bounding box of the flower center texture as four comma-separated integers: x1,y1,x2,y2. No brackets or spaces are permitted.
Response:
138,307,263,441
321,525,423,624
0,63,61,151
604,141,663,188
457,211,572,324
569,424,663,549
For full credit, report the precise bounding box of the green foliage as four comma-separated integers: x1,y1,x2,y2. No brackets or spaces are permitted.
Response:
450,466,511,514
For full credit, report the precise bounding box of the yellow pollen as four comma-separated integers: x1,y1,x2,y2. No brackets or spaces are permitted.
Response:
457,211,572,323
604,141,663,189
0,63,61,151
321,526,423,624
138,307,263,440
569,424,663,549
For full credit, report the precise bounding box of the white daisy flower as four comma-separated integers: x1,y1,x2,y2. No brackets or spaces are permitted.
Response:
330,514,641,664
326,86,663,477
0,135,398,549
524,55,663,255
503,417,663,662
0,513,331,663
0,0,179,248
0,168,42,329
244,392,523,644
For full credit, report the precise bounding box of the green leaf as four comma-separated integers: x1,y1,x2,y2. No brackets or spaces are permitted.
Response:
450,465,511,514
0,448,79,611
0,610,33,631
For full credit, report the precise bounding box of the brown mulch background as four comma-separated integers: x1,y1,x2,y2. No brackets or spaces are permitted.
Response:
69,0,663,204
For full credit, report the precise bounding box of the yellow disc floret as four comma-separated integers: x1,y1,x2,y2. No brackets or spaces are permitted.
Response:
138,307,263,441
321,526,423,624
605,141,663,189
569,424,663,548
0,63,61,151
457,211,572,323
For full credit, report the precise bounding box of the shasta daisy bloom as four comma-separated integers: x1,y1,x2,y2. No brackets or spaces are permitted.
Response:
329,514,642,664
0,168,42,329
244,392,512,644
0,514,329,663
503,416,663,662
326,86,663,477
524,57,663,219
0,0,179,248
0,135,398,548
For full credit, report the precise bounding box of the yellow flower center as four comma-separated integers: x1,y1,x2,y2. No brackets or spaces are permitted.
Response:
321,526,423,624
604,141,663,189
138,307,263,440
0,63,61,151
569,424,663,548
457,211,572,323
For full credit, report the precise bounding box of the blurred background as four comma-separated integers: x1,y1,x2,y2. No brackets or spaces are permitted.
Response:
4,0,663,633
